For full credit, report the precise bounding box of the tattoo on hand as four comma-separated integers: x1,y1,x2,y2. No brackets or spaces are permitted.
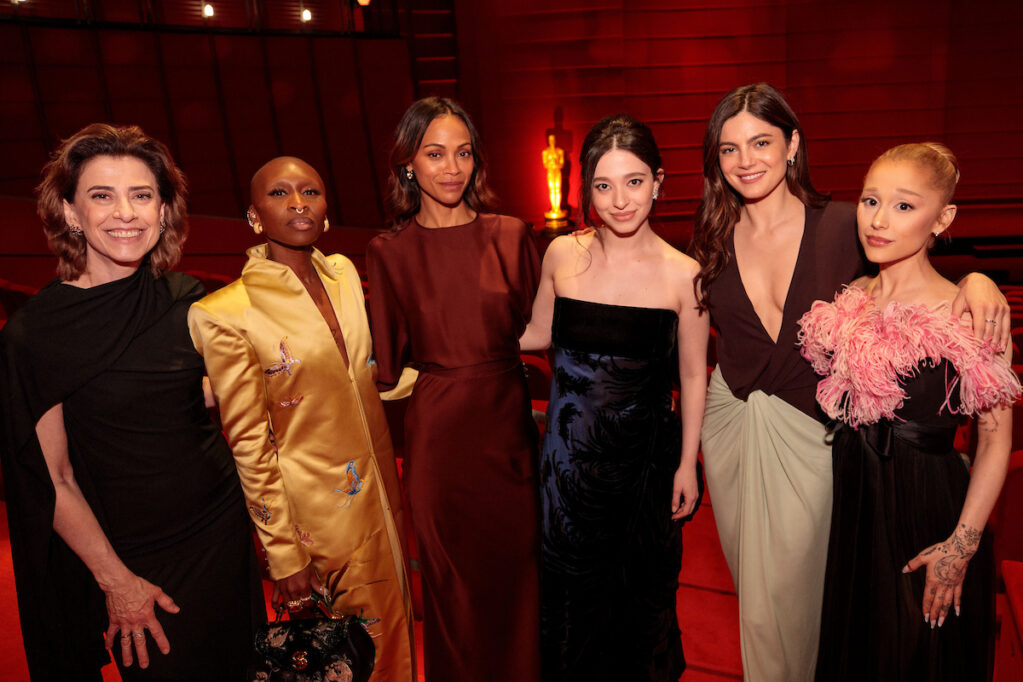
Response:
923,524,980,588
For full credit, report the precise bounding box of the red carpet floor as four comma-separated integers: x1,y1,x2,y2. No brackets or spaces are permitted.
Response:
0,497,742,680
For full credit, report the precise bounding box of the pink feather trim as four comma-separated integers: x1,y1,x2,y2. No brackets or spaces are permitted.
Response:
797,286,1021,428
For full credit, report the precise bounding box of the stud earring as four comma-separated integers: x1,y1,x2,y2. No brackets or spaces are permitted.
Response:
405,168,414,181
323,217,330,232
68,224,83,236
787,156,796,167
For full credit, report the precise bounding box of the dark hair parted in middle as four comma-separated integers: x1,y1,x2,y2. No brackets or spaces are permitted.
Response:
688,82,828,308
579,114,663,228
387,97,496,225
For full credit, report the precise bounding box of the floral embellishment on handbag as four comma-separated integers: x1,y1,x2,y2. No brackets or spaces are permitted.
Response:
279,396,304,408
333,460,364,508
264,337,301,379
294,524,314,546
249,497,272,525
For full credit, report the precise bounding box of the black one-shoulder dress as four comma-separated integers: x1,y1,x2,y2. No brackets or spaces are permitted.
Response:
540,296,698,682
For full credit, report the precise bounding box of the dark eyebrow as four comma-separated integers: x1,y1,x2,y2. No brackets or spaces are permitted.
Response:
85,185,155,192
719,133,772,147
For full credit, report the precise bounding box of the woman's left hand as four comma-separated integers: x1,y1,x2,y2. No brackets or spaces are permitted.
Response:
902,523,981,628
103,573,179,668
671,464,699,520
952,273,1010,350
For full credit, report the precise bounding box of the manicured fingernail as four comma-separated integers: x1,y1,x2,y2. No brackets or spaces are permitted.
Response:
902,565,910,573
924,613,929,624
938,616,945,627
955,605,960,617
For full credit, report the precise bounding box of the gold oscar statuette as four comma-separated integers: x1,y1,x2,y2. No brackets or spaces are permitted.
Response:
543,134,569,230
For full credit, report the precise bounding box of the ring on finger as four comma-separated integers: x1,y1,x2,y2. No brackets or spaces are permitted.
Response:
985,318,997,324
120,635,131,642
133,632,146,640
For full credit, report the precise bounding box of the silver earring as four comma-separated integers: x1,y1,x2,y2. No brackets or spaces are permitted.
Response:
405,168,414,181
787,156,796,167
652,189,659,200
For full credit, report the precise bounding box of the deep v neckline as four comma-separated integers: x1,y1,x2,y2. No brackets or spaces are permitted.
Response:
732,204,810,345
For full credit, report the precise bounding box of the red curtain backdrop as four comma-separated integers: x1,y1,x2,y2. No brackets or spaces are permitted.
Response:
453,0,1023,239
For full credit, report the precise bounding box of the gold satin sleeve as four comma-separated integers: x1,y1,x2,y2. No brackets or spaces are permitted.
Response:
379,367,418,401
188,301,311,580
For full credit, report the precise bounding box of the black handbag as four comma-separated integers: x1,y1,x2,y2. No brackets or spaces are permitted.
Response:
253,591,375,682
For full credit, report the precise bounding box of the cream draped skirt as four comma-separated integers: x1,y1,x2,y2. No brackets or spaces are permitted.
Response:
701,367,832,682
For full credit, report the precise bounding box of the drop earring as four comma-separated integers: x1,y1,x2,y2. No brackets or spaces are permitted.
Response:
405,168,415,181
160,219,166,235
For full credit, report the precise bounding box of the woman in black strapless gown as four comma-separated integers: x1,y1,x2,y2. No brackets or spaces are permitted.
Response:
521,116,708,681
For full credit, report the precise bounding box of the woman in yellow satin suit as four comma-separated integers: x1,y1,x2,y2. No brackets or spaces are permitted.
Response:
188,156,415,680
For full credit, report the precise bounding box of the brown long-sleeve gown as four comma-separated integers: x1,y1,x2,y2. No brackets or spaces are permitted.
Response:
366,213,542,681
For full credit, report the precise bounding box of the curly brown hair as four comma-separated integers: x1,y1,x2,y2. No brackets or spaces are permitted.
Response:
386,97,496,226
688,83,828,310
36,123,188,280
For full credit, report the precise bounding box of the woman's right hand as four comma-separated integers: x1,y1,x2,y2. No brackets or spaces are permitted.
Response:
103,573,179,669
272,563,324,610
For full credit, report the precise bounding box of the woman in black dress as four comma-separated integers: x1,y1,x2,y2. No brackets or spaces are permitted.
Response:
800,143,1019,681
520,115,708,681
0,123,263,680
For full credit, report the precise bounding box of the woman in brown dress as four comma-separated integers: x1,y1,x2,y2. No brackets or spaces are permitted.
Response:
366,97,541,681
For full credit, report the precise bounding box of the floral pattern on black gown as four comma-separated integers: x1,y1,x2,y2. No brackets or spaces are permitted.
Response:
540,296,699,682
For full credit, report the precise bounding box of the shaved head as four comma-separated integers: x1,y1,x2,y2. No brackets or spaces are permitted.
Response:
250,156,324,200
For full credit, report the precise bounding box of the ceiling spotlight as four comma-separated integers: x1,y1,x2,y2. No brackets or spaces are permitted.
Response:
301,8,312,22
356,0,372,6
203,3,214,17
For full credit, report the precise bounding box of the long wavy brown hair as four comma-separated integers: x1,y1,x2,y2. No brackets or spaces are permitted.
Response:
386,97,496,226
36,123,188,281
689,83,828,309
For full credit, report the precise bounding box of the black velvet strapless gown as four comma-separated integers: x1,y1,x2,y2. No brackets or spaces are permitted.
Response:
540,297,697,682
816,360,995,681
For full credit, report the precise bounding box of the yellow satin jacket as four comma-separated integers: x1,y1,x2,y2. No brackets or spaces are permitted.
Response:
188,245,415,680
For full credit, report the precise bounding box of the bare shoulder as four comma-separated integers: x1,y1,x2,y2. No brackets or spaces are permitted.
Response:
658,239,700,280
848,275,872,291
933,277,962,311
546,232,593,263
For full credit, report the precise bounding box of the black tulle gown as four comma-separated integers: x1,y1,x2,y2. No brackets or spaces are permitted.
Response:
816,361,994,681
540,297,698,682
